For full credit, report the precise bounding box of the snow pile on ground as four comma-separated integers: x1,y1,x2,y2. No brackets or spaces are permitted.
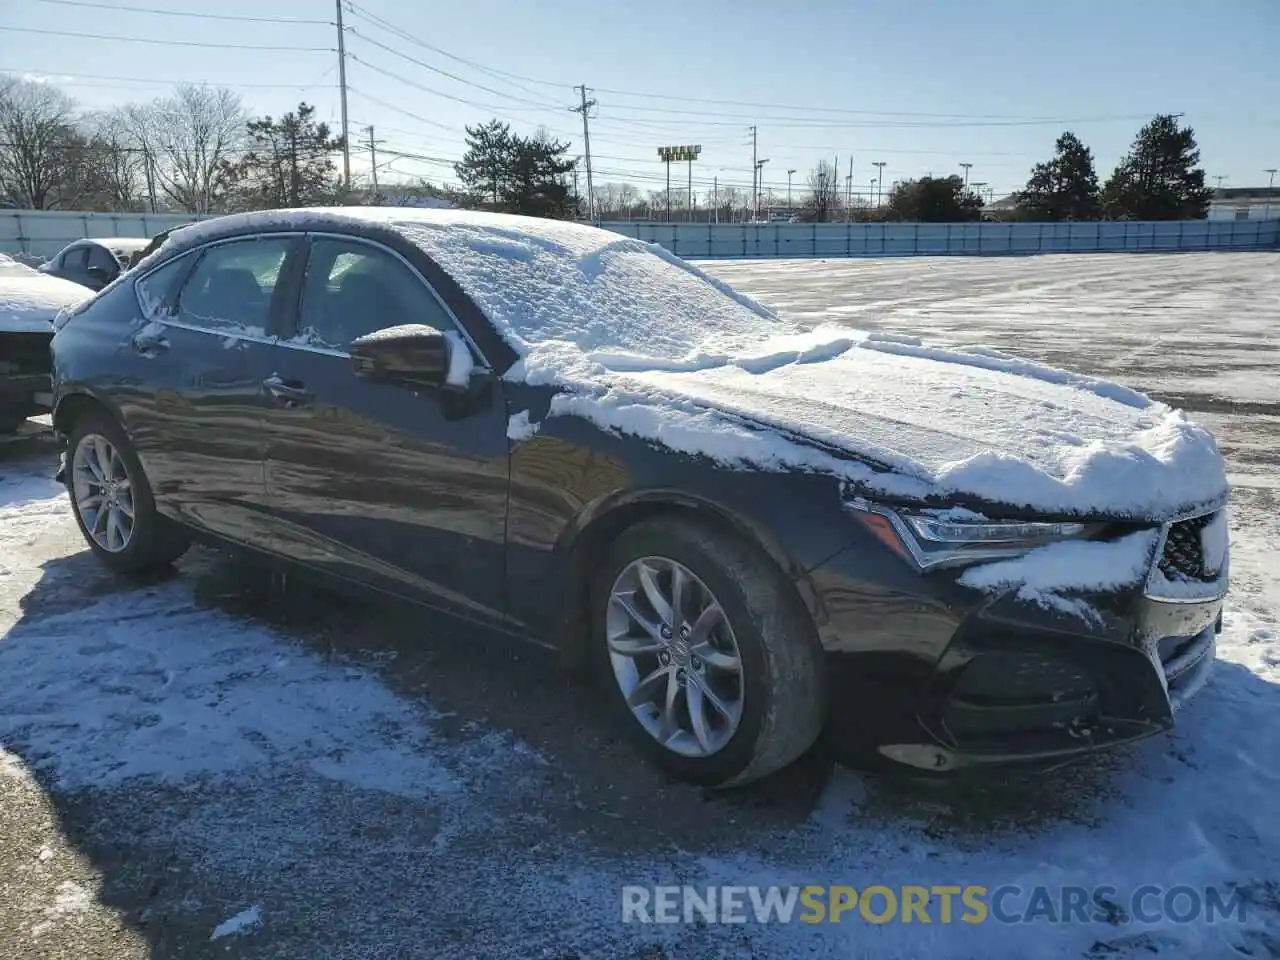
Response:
0,271,92,333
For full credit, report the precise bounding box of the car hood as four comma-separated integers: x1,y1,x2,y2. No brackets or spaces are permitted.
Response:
588,332,1228,521
1,274,93,334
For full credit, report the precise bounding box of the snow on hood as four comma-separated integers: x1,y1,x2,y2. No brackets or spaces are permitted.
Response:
0,272,93,333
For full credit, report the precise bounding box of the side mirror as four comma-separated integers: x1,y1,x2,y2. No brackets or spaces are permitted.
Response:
349,324,456,389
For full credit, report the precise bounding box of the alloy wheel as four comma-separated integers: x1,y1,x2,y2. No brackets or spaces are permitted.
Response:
606,556,745,758
71,433,136,553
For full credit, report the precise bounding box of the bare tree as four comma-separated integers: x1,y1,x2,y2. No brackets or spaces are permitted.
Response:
83,109,144,210
0,76,79,209
134,85,246,212
801,159,842,222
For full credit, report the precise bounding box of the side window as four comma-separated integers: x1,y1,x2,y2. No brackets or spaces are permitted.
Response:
61,247,89,271
292,237,454,351
175,237,292,335
135,255,192,319
87,244,118,276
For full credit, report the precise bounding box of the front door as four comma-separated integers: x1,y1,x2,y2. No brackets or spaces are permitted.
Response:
123,235,300,551
263,234,510,623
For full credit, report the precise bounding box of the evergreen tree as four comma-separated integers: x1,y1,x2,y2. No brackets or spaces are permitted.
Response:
228,103,344,209
884,175,984,222
1102,114,1211,220
1014,131,1100,221
454,119,515,208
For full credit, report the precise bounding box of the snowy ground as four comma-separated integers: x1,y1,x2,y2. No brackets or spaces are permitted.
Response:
1,252,1278,959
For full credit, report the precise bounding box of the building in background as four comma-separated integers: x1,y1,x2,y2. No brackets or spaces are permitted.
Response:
1208,187,1280,221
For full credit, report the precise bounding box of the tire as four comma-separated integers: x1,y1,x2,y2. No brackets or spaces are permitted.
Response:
591,515,825,788
64,409,191,574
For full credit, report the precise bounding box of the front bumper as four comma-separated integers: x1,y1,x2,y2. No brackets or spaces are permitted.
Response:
805,540,1224,772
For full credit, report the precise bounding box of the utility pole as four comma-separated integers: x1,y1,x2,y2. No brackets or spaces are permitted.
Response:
572,156,580,215
786,169,795,210
572,85,597,220
366,126,381,198
846,156,853,221
1265,168,1277,220
749,125,758,220
960,162,972,188
755,159,769,221
872,161,886,207
1214,175,1226,192
335,0,350,192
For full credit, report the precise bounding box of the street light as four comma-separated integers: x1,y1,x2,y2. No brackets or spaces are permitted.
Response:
786,168,796,211
755,158,770,220
1265,168,1277,220
959,162,972,187
658,144,702,223
872,161,887,207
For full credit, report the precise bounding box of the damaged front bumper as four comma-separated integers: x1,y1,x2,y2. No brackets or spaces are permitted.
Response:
806,511,1227,773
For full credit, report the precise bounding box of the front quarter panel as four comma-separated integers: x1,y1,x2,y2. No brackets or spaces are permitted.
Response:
502,385,867,639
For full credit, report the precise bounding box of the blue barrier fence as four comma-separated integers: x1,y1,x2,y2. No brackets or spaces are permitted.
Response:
600,218,1280,259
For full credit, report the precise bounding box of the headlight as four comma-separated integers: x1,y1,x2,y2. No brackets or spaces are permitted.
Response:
843,495,1092,570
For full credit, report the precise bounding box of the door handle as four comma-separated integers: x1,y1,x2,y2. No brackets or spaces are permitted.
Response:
263,374,314,408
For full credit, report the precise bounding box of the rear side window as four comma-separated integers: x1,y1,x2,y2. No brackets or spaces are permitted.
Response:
175,237,292,335
135,255,191,319
87,244,118,275
61,247,88,271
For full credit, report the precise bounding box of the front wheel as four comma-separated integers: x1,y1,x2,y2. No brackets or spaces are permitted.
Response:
65,410,190,573
592,516,825,787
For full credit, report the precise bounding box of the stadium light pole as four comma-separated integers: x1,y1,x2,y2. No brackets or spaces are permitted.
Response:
959,162,972,188
786,168,795,210
1265,169,1277,220
872,161,887,207
755,158,770,220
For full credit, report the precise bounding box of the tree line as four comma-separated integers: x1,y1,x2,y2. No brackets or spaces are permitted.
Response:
0,75,1216,226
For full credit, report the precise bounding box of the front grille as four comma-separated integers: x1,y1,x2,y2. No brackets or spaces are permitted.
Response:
1158,514,1214,583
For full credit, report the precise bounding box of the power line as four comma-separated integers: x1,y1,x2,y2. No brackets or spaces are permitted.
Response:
0,67,337,90
345,26,565,110
29,0,330,24
348,55,556,117
0,26,332,51
343,2,567,96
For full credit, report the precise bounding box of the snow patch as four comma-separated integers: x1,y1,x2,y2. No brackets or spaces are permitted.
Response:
507,409,540,442
210,904,262,940
0,273,91,333
958,530,1159,595
443,329,474,387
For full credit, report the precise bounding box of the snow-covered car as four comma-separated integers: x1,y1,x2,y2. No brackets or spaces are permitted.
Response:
47,209,1230,786
1,253,93,433
39,237,150,291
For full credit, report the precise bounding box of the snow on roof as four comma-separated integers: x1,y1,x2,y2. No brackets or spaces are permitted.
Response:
164,207,784,359
0,272,93,333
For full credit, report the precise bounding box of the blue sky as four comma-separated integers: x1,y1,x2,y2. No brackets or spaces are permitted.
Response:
3,0,1278,203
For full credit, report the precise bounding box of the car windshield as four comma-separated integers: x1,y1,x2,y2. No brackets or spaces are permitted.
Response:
393,215,795,361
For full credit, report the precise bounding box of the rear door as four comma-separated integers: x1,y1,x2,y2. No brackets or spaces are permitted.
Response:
124,234,301,551
262,233,510,623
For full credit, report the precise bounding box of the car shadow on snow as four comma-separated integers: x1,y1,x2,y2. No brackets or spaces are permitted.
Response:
5,460,1275,956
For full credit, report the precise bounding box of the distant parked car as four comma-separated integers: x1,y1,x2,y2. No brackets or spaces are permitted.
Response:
0,254,92,433
126,225,194,270
40,238,151,291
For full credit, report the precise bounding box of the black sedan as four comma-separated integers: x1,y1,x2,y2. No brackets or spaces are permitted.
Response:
40,237,150,291
48,209,1230,786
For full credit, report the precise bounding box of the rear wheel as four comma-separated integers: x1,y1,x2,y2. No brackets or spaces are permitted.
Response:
592,516,825,787
65,410,190,573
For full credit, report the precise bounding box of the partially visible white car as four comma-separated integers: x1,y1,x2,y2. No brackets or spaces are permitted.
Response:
1,253,93,433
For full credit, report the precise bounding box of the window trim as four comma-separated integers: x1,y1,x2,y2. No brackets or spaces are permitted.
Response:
278,231,492,372
131,232,302,341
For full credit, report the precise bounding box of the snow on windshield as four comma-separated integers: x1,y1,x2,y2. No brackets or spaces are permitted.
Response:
391,214,791,360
